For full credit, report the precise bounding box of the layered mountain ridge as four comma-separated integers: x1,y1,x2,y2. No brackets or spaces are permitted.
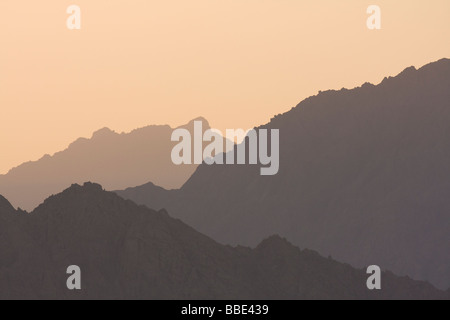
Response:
0,118,211,211
0,183,447,299
117,58,450,290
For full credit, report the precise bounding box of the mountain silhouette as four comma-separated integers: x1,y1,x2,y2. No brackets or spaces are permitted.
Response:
0,118,211,212
117,58,450,290
0,183,447,299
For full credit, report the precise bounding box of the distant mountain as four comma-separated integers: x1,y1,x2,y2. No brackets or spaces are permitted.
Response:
117,58,450,290
0,183,447,299
0,118,211,211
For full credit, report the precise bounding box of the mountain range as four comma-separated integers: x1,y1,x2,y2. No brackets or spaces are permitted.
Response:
0,118,212,211
0,183,447,299
117,58,450,290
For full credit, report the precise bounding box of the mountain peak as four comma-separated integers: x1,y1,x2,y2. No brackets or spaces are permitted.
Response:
92,127,116,139
187,116,210,127
256,235,294,250
0,194,15,213
378,65,418,85
62,182,105,197
35,182,106,211
74,182,104,192
397,65,417,77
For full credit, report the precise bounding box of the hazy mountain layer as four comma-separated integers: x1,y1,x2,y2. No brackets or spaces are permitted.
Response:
117,59,450,290
0,118,211,211
0,183,447,299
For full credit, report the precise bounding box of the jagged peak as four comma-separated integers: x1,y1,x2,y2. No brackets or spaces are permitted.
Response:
256,235,293,249
189,116,208,123
65,182,104,193
186,116,210,127
32,182,112,213
41,182,103,201
399,65,417,75
92,127,116,139
418,57,450,71
379,65,417,84
0,194,15,213
276,57,450,120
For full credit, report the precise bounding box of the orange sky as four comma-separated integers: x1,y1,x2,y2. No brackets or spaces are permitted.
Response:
1,0,449,173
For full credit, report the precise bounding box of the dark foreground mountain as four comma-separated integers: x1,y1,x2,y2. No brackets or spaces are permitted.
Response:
117,59,450,290
0,183,447,300
0,118,210,212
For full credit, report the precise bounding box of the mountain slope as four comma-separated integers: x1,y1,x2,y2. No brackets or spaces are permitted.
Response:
0,183,447,299
117,58,450,290
0,118,210,211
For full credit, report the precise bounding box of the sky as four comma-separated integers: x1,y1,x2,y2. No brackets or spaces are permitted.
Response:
0,0,449,173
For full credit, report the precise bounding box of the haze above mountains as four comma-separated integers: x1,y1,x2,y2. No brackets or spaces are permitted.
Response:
118,58,450,290
0,183,447,299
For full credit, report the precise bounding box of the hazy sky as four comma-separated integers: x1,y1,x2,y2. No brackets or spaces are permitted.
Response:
0,0,449,173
